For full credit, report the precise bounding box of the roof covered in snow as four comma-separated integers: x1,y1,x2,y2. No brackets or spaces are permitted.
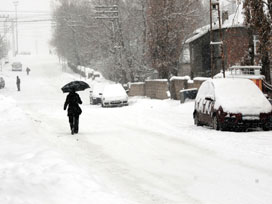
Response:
186,3,245,44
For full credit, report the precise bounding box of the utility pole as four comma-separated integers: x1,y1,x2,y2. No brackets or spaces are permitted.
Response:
0,15,11,59
210,0,225,78
11,19,16,57
13,1,19,55
95,0,124,82
0,14,9,39
1,15,9,36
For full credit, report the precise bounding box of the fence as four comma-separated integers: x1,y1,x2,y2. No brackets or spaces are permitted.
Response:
128,77,208,100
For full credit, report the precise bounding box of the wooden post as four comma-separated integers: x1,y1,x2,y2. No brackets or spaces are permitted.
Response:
210,0,214,78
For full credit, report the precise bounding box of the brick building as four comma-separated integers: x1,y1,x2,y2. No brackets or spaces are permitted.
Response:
183,10,261,78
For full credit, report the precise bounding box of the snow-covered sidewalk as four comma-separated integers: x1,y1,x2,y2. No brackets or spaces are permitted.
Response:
0,55,271,204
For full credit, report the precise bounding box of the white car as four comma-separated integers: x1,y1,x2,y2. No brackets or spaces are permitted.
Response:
0,77,5,89
101,84,128,107
11,61,22,71
90,83,105,105
193,78,272,131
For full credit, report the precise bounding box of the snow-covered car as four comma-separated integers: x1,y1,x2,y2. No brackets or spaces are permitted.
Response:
11,61,22,71
90,83,104,105
193,78,272,131
0,77,5,89
101,83,128,107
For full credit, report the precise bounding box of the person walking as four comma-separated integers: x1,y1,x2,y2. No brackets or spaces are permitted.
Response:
26,67,31,75
63,89,82,134
16,76,20,91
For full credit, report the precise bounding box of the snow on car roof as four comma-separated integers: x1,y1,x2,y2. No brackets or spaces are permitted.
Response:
91,83,105,97
212,78,272,114
102,83,127,98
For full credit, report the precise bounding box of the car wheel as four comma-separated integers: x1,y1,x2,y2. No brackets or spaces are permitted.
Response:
263,123,271,131
194,113,202,126
93,99,98,105
212,116,220,130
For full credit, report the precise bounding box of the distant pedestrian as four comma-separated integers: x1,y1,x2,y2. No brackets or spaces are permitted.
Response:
63,89,82,135
26,67,31,75
16,76,20,91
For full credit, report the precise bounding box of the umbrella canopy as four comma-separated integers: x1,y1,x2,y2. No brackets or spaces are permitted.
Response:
61,80,90,93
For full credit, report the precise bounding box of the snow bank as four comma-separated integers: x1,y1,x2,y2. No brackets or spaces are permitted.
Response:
214,70,265,80
1,55,272,204
170,76,190,81
145,79,168,82
0,95,16,112
193,77,210,81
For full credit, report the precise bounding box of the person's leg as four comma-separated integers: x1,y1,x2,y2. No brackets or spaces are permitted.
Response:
74,115,79,133
68,116,74,134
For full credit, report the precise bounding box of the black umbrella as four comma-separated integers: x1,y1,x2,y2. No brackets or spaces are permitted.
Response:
61,80,90,93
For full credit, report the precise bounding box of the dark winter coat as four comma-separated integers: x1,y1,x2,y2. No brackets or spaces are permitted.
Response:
16,77,20,85
64,92,82,116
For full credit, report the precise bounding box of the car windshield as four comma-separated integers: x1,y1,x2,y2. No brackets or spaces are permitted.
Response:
12,62,22,68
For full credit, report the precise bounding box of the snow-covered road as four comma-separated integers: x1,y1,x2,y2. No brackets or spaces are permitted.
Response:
0,55,272,204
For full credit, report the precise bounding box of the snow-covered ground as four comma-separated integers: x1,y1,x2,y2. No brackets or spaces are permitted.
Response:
0,55,272,204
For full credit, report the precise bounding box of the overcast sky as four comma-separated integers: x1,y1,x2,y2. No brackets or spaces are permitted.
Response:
1,0,50,11
0,0,52,55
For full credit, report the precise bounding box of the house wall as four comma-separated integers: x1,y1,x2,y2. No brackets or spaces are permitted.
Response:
178,63,191,76
189,27,252,78
193,78,207,89
128,83,145,96
190,33,211,78
128,78,208,100
224,27,251,68
145,80,169,99
170,79,188,100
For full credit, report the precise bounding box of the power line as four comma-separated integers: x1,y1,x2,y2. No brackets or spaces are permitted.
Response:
0,19,53,23
0,10,51,14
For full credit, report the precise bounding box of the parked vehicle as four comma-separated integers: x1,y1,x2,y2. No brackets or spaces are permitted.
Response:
4,58,9,64
90,83,104,105
11,61,22,71
193,78,272,131
101,83,128,107
0,77,5,89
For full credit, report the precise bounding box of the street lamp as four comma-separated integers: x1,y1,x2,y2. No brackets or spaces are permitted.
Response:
13,1,19,55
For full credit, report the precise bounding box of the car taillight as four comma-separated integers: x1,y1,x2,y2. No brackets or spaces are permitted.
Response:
236,113,242,121
260,113,271,120
218,107,227,117
230,113,242,122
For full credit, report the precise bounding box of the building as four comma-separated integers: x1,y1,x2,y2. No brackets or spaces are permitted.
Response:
178,44,191,76
183,4,260,78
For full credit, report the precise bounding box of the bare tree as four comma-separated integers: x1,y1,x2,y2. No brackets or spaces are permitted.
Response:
146,0,204,79
244,0,272,83
51,0,204,82
0,38,8,60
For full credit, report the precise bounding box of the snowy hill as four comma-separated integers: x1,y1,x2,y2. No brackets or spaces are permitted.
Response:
0,55,272,204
